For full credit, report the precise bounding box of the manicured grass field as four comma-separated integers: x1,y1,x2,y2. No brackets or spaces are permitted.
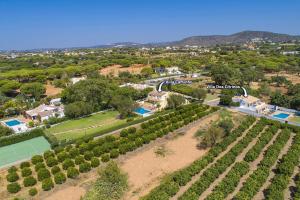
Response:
290,116,300,124
0,136,50,168
45,111,129,141
204,94,219,102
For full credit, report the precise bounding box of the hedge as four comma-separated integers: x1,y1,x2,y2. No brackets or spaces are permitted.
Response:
0,129,44,147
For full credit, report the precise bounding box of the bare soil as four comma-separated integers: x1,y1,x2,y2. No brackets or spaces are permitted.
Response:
99,64,150,77
170,119,258,200
265,72,300,84
44,186,86,200
45,83,63,97
120,113,220,200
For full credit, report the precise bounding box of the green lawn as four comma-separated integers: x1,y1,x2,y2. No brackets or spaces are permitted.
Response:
290,116,300,124
204,94,219,102
45,111,129,141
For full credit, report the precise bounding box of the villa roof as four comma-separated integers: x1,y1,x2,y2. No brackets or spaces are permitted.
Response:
25,104,56,117
240,95,260,104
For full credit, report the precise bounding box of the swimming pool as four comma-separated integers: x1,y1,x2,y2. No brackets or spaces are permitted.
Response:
5,119,22,127
134,107,151,115
272,113,290,119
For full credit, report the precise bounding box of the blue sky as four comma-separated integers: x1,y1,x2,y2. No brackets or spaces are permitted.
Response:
1,0,300,50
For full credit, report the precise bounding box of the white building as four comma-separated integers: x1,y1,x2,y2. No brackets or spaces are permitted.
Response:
25,104,65,122
119,83,154,90
165,67,182,75
233,95,268,114
70,76,86,84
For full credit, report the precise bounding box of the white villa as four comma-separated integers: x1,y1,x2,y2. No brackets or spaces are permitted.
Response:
119,83,154,90
25,104,65,122
70,76,86,84
147,91,170,110
165,67,182,75
233,95,268,114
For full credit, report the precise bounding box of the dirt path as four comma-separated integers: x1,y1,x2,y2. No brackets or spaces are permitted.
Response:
198,125,267,200
226,129,280,200
170,120,258,200
121,113,220,200
253,133,295,200
284,165,300,200
44,186,86,200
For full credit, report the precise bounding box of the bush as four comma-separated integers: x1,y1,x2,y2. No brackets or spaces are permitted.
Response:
43,150,55,160
37,168,51,181
79,162,91,173
54,172,66,184
75,155,85,165
20,161,30,169
42,178,54,191
7,182,21,193
31,155,43,164
23,176,37,187
67,167,79,179
8,166,18,173
34,162,46,171
101,153,110,162
51,165,61,174
21,167,32,177
57,151,69,162
29,187,38,196
91,157,100,168
110,149,119,158
84,151,93,161
69,148,80,158
62,159,75,170
46,156,58,167
6,172,19,182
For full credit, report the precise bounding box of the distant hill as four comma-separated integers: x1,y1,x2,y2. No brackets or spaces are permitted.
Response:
168,31,300,47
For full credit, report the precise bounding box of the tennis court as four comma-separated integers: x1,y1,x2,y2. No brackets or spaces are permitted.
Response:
0,136,51,168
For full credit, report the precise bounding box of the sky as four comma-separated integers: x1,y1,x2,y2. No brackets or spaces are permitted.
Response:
0,0,300,50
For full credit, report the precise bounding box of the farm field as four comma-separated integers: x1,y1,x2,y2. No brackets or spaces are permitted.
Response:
0,104,215,200
45,111,128,141
142,116,300,200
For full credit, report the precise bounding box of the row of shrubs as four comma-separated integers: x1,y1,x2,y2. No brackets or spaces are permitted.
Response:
264,133,300,199
244,125,279,162
234,128,292,199
203,123,279,199
178,120,267,200
141,115,256,200
205,161,250,200
5,103,215,194
294,173,300,200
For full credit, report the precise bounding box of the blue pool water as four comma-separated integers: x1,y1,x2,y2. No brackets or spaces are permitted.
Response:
134,107,151,115
272,113,290,119
5,119,22,127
